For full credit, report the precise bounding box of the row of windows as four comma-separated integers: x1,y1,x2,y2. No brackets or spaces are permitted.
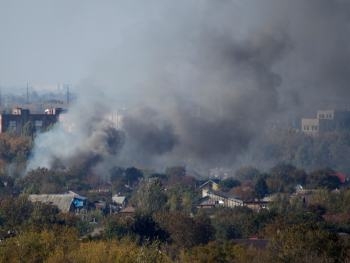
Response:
7,120,43,130
319,113,333,119
303,125,318,131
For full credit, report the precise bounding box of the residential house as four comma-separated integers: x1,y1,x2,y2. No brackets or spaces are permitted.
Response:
94,200,107,211
196,196,218,209
205,190,244,208
28,191,87,213
198,180,243,208
244,200,269,212
198,180,220,197
112,194,126,208
197,180,274,210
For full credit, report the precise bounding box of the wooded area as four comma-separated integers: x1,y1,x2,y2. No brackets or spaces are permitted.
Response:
0,131,350,262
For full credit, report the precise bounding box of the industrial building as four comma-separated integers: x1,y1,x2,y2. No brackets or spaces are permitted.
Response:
0,107,62,135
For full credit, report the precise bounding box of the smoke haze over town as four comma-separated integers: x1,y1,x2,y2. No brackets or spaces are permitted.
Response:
3,0,349,173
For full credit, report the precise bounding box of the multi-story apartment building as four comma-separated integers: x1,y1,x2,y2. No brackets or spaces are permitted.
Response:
302,110,350,135
0,107,62,135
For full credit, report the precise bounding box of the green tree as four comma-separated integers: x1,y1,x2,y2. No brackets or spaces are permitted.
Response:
267,163,306,193
133,179,167,215
104,215,131,240
166,185,196,213
154,211,213,249
165,166,186,178
18,167,65,194
211,207,256,241
0,196,33,229
180,241,237,263
308,168,341,190
235,166,260,181
254,177,269,200
219,178,241,192
125,167,143,186
0,228,78,263
29,202,60,228
131,214,168,244
268,224,345,263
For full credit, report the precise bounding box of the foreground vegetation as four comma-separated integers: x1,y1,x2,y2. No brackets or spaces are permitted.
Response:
1,164,350,262
0,131,350,262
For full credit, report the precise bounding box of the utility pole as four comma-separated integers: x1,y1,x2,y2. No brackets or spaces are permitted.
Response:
116,111,119,129
26,82,29,104
0,87,2,109
66,85,70,105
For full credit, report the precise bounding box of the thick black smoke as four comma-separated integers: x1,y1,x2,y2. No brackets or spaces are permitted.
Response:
28,0,350,172
174,33,289,165
276,0,350,112
123,108,178,156
118,25,291,167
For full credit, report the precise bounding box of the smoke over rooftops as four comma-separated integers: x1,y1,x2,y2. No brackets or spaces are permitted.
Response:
27,0,350,173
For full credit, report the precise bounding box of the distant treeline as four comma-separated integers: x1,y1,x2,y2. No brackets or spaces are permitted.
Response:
248,129,350,175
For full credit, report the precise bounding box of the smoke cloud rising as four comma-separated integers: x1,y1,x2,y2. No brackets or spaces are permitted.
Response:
27,0,350,173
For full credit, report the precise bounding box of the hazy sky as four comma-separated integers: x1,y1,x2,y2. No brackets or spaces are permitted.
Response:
0,1,260,89
0,1,137,87
25,0,350,171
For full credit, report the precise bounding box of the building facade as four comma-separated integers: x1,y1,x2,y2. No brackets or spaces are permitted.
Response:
28,191,87,213
0,107,62,135
301,110,350,135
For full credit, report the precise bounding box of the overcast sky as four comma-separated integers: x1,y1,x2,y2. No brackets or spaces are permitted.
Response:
23,0,350,170
0,1,259,90
0,1,139,88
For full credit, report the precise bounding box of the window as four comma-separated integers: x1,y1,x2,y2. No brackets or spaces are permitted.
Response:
8,121,16,131
35,120,43,132
35,120,43,128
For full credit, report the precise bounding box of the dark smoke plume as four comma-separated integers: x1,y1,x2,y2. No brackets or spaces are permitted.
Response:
28,0,350,172
123,108,178,156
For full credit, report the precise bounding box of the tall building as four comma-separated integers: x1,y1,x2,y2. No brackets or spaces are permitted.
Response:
0,107,62,135
301,110,350,135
